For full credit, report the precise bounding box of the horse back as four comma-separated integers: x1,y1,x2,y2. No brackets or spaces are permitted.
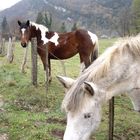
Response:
48,31,79,59
75,29,97,53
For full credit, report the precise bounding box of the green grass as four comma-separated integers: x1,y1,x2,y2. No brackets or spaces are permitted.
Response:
0,39,140,140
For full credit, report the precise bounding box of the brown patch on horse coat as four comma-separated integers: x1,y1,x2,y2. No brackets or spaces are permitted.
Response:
46,31,55,39
18,20,98,76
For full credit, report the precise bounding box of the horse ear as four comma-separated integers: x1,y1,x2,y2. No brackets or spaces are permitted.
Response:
57,75,75,89
18,20,21,26
26,20,30,26
84,82,95,96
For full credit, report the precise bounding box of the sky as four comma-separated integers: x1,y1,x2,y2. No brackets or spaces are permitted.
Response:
0,0,22,10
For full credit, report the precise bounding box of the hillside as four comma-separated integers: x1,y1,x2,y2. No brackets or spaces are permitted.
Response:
0,0,132,36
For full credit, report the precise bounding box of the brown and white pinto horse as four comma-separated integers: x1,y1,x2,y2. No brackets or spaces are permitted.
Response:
18,20,99,82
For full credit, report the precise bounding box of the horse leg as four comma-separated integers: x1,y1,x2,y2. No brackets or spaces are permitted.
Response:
91,47,98,62
91,37,99,62
128,89,140,112
44,58,52,83
81,47,98,72
80,61,85,74
79,54,90,73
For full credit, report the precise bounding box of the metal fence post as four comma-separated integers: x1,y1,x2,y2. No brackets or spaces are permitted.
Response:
109,97,114,140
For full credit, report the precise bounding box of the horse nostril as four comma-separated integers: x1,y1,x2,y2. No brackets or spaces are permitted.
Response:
21,43,27,48
84,113,91,119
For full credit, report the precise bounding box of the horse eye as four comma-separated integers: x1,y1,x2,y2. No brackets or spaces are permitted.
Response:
84,113,91,119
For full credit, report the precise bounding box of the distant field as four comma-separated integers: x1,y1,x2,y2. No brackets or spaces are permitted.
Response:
0,38,140,140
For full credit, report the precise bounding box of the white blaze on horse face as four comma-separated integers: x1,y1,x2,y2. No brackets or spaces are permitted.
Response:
88,31,98,45
21,28,26,38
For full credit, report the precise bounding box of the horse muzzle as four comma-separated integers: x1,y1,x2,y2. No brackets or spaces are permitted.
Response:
21,42,27,48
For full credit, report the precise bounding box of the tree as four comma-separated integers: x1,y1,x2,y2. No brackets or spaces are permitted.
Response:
36,12,53,30
60,22,67,33
1,16,10,40
44,13,52,30
131,0,140,34
9,17,20,38
111,7,132,37
36,12,44,25
71,22,77,31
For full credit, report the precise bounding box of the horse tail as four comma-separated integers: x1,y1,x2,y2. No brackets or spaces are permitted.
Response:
91,35,99,62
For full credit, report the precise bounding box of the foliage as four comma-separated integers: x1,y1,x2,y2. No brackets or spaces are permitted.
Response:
71,22,77,31
0,0,133,36
1,16,10,40
131,0,140,34
36,12,52,30
111,7,132,36
60,22,67,33
44,13,52,30
36,12,44,25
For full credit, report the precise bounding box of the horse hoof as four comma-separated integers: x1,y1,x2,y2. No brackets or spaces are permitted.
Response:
46,77,52,84
49,79,52,83
134,109,140,113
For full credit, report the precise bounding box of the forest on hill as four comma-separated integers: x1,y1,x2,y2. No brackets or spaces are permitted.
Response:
0,0,140,38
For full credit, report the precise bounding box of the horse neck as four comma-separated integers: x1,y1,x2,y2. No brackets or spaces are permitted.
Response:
88,54,140,101
29,25,40,40
29,24,51,46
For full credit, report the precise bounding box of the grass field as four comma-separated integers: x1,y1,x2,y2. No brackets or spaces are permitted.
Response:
0,38,140,140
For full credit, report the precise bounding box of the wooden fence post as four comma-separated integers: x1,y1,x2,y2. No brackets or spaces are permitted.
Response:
31,37,38,86
21,46,28,73
2,38,6,56
0,38,6,56
109,97,114,140
0,37,2,54
7,37,15,63
60,60,66,76
46,45,49,92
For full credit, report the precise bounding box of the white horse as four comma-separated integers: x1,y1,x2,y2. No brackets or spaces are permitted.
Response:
57,35,140,140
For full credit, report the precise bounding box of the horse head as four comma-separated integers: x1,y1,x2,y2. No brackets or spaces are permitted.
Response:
58,75,102,140
18,20,30,48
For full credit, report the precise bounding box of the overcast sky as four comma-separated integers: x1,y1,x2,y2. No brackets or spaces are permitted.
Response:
0,0,22,10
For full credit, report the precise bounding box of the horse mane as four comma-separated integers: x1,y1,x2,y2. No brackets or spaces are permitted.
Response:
30,22,49,44
62,34,140,113
30,22,49,32
88,35,140,81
